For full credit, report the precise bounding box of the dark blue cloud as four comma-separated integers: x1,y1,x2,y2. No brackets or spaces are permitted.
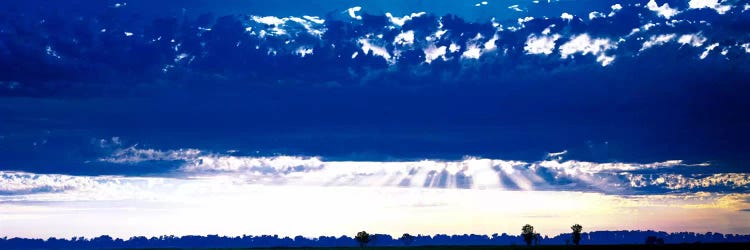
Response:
0,0,749,179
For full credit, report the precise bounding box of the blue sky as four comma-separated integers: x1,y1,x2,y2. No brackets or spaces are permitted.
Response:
1,0,750,238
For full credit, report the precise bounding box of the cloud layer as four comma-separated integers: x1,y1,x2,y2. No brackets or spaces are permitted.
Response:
1,1,750,96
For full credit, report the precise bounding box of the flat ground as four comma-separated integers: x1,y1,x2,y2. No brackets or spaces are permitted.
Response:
138,243,750,250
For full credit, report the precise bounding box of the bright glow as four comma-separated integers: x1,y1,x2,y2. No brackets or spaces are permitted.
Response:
2,181,749,238
3,149,750,238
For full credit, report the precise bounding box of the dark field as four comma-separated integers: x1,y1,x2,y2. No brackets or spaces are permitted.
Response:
135,243,750,250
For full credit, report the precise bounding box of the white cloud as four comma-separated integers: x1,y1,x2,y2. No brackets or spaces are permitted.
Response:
741,43,750,53
385,12,426,26
252,16,285,26
347,6,362,20
393,30,415,46
677,33,707,47
541,24,555,35
459,33,495,60
99,146,201,163
174,53,189,63
688,0,732,14
249,16,326,37
45,46,61,59
640,34,676,51
625,173,750,190
302,15,325,24
609,4,623,17
461,45,482,59
561,12,574,21
524,34,561,55
700,42,719,59
449,43,461,53
424,44,447,63
358,37,392,61
517,16,534,26
483,34,499,51
294,47,313,57
589,11,605,20
646,0,680,19
181,155,324,174
508,5,523,12
559,34,618,66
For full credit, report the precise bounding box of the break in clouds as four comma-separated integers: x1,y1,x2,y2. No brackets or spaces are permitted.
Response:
2,145,749,200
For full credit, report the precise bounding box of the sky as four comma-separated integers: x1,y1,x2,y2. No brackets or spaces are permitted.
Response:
1,0,750,239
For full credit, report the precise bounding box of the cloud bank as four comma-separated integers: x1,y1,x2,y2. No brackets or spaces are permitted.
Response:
1,1,750,96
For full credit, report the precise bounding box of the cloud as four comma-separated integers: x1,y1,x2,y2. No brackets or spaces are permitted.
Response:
181,155,325,175
558,34,618,66
347,6,362,20
700,42,719,59
385,12,426,26
677,33,708,47
423,44,447,63
358,37,393,62
624,173,750,193
0,171,162,201
646,0,680,19
99,146,201,164
393,30,415,46
524,34,561,55
91,147,749,195
560,12,574,21
688,0,732,14
640,34,677,51
2,2,750,96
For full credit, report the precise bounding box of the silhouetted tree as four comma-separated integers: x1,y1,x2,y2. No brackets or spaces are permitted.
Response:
355,231,371,248
521,224,535,246
571,224,583,245
399,233,415,246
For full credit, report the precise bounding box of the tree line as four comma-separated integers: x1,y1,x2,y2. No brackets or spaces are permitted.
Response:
4,227,747,249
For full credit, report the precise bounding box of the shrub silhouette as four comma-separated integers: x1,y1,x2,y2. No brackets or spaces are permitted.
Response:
521,224,535,246
355,231,371,248
399,233,415,246
645,236,664,245
571,224,583,245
